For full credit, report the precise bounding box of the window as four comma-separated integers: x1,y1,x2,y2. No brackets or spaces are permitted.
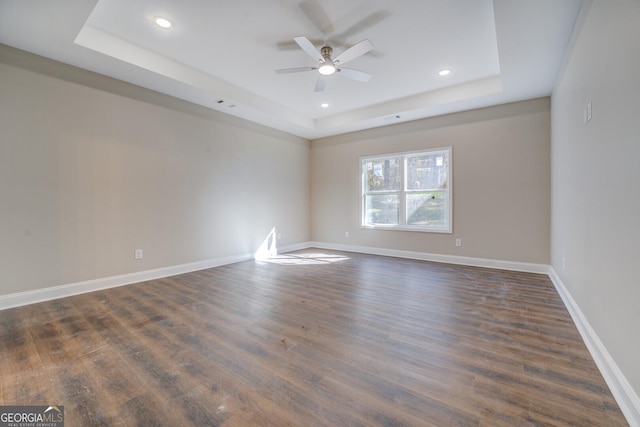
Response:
361,148,451,233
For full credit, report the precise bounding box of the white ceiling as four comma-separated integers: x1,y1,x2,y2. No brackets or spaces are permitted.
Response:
0,0,582,139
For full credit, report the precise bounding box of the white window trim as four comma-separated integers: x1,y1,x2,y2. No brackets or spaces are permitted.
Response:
360,147,452,233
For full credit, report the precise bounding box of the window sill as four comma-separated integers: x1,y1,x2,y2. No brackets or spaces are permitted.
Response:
361,225,452,234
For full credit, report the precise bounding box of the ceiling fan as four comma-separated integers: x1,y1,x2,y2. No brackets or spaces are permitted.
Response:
276,36,374,92
276,0,389,58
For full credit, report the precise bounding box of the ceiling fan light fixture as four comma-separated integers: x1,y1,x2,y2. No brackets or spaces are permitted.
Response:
318,63,336,75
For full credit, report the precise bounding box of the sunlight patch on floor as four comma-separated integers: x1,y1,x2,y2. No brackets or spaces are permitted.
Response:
257,253,350,265
254,227,349,265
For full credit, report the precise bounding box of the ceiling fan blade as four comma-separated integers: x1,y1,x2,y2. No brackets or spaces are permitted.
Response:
314,75,328,92
333,39,374,65
275,67,315,74
299,0,335,36
294,36,324,62
338,68,372,82
338,10,391,39
276,38,324,51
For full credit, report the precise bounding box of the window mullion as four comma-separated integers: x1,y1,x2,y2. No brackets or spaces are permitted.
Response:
400,155,406,226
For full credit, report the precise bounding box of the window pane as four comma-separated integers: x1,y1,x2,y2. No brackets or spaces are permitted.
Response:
406,192,447,227
406,153,448,190
361,148,451,232
365,158,401,192
365,194,399,225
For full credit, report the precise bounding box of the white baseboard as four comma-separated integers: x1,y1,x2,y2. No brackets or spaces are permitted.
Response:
0,252,256,311
0,243,314,311
1,242,637,426
0,242,546,311
549,268,640,427
0,242,317,311
308,241,550,274
306,242,639,425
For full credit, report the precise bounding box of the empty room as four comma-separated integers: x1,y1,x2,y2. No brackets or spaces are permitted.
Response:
1,1,639,426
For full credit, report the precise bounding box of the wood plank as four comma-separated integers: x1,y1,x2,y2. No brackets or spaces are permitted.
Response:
0,249,629,426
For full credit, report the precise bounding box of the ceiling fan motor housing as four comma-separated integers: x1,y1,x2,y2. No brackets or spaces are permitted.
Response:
320,46,333,61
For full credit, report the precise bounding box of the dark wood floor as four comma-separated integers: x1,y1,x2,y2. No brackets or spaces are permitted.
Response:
0,249,628,426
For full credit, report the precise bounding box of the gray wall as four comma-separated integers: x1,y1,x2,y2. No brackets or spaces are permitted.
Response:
2,1,639,414
0,46,310,296
311,98,551,265
551,0,640,400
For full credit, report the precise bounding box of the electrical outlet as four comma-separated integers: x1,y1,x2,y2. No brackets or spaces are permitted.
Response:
135,249,143,260
277,233,282,241
345,231,349,238
455,239,462,247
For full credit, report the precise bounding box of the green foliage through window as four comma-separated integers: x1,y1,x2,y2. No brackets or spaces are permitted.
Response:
361,148,451,232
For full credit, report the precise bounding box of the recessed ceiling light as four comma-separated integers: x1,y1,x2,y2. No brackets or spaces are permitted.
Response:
438,69,451,76
321,103,329,108
155,17,173,29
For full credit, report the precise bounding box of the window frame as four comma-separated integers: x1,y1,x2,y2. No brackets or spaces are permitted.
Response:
360,147,452,233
